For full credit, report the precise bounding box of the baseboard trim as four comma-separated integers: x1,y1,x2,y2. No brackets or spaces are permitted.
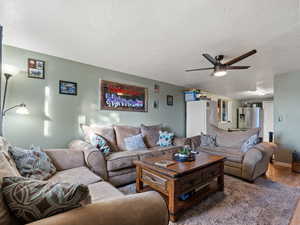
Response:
273,161,292,168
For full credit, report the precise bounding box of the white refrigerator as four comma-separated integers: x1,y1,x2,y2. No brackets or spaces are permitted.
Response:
186,101,208,137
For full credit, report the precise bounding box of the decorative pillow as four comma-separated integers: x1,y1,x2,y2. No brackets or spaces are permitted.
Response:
157,131,174,147
140,124,162,148
124,134,147,151
2,176,89,223
81,124,118,152
241,134,259,153
200,132,217,148
8,146,56,180
89,134,112,156
0,152,21,225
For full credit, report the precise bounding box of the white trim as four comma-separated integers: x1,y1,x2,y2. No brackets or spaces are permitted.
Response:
273,161,291,168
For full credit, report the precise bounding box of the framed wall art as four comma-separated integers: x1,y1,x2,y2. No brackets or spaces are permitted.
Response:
59,80,77,96
28,58,45,79
100,80,148,112
167,95,173,106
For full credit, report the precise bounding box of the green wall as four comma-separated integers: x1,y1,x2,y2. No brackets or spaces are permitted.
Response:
274,72,300,163
2,45,186,148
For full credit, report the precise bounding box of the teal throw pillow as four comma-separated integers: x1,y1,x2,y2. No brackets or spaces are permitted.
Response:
157,131,174,147
90,133,112,156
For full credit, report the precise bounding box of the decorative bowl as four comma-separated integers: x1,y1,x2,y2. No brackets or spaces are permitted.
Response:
172,152,195,162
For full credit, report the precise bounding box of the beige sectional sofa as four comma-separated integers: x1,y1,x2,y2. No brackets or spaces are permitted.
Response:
0,138,169,225
69,124,190,186
189,126,277,181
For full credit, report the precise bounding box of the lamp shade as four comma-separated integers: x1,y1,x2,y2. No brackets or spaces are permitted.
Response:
3,64,20,76
16,105,29,115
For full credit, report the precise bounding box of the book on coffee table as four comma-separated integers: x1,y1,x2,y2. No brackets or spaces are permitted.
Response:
154,160,176,167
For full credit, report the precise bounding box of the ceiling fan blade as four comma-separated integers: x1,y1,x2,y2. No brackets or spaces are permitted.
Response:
226,66,250,70
225,49,257,65
202,54,218,65
185,67,214,72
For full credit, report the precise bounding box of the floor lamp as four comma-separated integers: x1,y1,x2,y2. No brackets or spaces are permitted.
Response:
0,26,29,136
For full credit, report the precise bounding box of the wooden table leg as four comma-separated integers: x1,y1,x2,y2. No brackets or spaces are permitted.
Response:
168,180,179,222
217,162,224,192
136,165,143,192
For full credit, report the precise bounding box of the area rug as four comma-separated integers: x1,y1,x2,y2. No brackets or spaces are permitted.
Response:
118,175,300,225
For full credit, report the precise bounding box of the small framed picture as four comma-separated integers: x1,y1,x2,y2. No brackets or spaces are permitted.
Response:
28,58,45,79
59,80,77,96
154,84,160,93
153,100,159,109
167,95,173,106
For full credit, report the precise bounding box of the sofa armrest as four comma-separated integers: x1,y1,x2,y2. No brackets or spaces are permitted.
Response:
242,142,276,181
188,135,201,150
242,148,263,180
253,142,277,159
27,191,169,225
43,149,86,171
69,140,108,180
173,137,190,147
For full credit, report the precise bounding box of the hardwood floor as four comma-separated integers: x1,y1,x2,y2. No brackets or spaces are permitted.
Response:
264,163,300,225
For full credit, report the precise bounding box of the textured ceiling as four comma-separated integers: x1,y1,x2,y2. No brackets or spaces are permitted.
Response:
1,0,299,99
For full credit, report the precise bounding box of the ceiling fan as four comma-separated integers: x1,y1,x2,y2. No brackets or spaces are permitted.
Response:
185,49,257,77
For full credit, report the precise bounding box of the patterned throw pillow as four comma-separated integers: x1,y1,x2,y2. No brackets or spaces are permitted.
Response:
8,146,56,180
200,132,217,148
89,133,112,156
157,131,174,147
241,134,259,153
124,134,147,151
2,176,89,223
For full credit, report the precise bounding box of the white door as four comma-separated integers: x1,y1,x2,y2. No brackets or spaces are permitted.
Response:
186,101,207,137
263,101,274,142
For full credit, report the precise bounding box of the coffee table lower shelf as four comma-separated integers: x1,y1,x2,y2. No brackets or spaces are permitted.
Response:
138,181,221,221
135,159,224,222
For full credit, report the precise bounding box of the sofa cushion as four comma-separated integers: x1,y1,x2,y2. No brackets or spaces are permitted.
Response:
148,145,180,152
108,167,136,177
106,151,139,171
210,125,260,149
43,148,86,171
200,132,217,148
2,176,89,223
114,125,141,151
138,146,179,160
124,134,147,151
81,124,118,152
8,146,56,180
88,182,124,203
199,147,244,163
48,167,102,185
140,124,162,148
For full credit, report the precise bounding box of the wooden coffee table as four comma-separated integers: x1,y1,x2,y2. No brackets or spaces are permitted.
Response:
134,152,225,222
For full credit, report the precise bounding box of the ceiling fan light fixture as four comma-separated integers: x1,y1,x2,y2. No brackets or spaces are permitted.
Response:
213,70,227,77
